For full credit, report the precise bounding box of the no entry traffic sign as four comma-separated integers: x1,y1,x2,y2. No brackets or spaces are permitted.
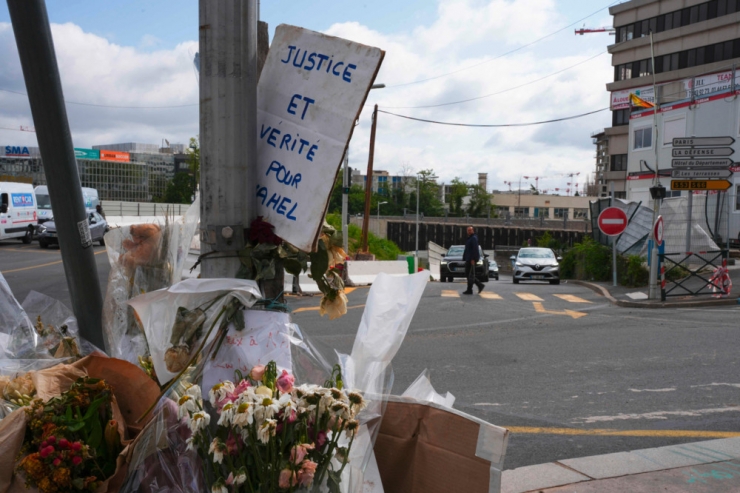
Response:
654,215,664,246
598,207,628,236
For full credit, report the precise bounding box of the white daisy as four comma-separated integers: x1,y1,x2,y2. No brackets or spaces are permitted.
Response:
232,402,254,427
209,438,227,464
257,419,277,444
185,384,202,401
218,403,235,426
189,411,210,434
209,381,235,405
178,395,197,419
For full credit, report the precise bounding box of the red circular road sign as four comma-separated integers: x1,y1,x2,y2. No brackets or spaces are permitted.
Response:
654,215,664,245
598,207,628,236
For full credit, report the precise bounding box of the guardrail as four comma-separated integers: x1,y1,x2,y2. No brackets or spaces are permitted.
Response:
660,250,730,300
101,200,190,217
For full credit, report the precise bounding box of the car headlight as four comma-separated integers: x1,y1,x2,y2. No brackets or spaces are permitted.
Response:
516,261,524,266
441,261,447,265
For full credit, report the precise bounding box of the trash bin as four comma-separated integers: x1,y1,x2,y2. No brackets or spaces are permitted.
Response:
406,256,415,274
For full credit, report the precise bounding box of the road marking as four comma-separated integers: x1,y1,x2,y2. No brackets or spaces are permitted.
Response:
515,293,543,301
2,249,115,273
344,287,356,295
506,426,740,438
2,248,61,255
441,290,460,298
554,294,592,303
479,292,502,300
577,406,740,424
532,301,587,319
293,304,365,314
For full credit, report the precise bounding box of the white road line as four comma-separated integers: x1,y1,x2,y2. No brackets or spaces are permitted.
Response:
576,406,740,424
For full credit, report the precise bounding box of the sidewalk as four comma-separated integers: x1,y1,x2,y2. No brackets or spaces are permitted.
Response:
570,264,740,308
502,437,740,492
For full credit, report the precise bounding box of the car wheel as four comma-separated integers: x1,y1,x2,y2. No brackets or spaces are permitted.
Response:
99,237,106,246
512,278,519,284
39,240,49,249
550,279,560,285
21,228,32,244
447,276,453,283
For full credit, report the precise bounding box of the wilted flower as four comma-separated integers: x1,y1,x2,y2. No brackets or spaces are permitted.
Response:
218,403,235,426
290,443,315,464
277,369,295,393
319,291,348,320
257,419,277,444
232,402,254,427
209,382,235,406
234,468,247,485
278,468,298,489
345,419,360,438
348,391,367,413
211,478,228,493
209,438,228,464
185,384,202,401
178,394,197,419
299,460,318,487
190,411,210,434
250,365,266,381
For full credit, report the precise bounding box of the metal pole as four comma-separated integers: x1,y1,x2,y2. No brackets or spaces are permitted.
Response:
360,104,378,253
685,191,693,253
377,201,380,236
611,182,617,287
342,151,349,254
415,177,420,272
7,0,104,348
199,0,258,278
648,31,662,300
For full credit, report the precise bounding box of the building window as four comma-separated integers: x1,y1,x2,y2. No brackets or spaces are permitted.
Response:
553,208,568,219
514,207,529,217
614,191,627,199
611,154,628,172
573,208,588,219
612,109,630,126
666,190,683,198
634,127,653,150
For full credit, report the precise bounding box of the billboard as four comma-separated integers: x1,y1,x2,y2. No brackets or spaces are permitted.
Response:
99,150,130,162
74,148,100,160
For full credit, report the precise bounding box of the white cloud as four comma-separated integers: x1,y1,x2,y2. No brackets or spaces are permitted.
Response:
0,0,613,193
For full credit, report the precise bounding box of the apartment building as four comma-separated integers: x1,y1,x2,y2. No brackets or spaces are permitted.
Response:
598,0,740,202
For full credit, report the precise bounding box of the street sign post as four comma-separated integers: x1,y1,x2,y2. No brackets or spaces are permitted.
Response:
598,207,628,288
673,137,735,147
653,215,663,246
670,179,732,191
671,158,734,168
671,169,733,179
671,147,734,157
597,207,628,236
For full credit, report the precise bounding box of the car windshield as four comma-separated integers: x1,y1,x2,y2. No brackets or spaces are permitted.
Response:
36,194,51,210
519,248,555,259
446,246,465,256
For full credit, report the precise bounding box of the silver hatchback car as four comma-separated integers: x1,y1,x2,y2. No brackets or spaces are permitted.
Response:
510,247,561,285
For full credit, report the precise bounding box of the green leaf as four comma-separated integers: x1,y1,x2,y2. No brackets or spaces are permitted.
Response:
83,394,107,421
67,421,86,432
283,258,303,277
327,470,342,493
88,417,103,449
309,240,329,282
65,405,72,421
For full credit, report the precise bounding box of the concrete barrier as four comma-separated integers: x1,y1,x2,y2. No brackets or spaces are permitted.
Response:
346,260,409,286
429,258,441,281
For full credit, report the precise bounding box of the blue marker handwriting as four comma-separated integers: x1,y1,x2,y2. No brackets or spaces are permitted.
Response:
256,184,298,221
266,161,301,189
260,123,318,162
280,45,357,83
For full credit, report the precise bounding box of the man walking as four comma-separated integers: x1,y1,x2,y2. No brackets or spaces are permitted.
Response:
463,226,484,295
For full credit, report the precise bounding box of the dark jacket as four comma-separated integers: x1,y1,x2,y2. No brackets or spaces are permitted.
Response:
463,233,480,262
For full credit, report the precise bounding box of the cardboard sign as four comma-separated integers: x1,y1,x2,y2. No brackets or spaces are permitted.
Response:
256,24,384,251
202,310,293,392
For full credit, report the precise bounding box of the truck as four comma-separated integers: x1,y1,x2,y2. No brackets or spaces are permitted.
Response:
0,182,38,243
34,185,100,224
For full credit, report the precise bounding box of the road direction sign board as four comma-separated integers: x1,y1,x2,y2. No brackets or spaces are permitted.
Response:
672,147,734,157
671,169,733,179
671,158,733,168
670,179,732,191
598,207,628,236
654,215,664,246
673,137,735,147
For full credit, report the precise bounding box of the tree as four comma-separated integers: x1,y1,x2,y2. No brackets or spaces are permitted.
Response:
466,185,494,217
187,137,200,187
447,178,468,216
529,184,539,195
163,172,196,204
415,169,444,217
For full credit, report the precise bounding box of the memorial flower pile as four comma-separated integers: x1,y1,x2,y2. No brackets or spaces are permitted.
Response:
181,362,366,492
15,377,124,493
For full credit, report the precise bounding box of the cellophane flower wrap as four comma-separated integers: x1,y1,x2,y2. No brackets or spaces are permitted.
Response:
120,272,429,493
101,198,200,367
181,362,366,492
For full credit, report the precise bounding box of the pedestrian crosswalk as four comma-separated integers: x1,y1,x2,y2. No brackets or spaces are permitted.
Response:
439,291,591,304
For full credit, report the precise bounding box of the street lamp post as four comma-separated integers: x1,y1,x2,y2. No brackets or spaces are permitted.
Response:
377,201,387,236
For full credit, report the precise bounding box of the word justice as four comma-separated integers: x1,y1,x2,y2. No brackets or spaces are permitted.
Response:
280,45,357,83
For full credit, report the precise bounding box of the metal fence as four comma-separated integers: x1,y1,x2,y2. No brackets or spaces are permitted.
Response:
100,200,190,217
660,251,729,300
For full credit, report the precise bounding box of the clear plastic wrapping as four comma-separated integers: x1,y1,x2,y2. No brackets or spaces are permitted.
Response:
102,198,200,364
120,272,429,493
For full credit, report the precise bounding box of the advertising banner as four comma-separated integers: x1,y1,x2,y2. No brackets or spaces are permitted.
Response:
99,150,130,162
684,70,740,99
74,148,100,160
11,193,34,207
611,85,653,110
255,24,384,251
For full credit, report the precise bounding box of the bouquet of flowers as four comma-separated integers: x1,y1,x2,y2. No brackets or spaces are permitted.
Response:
181,361,366,493
15,377,124,493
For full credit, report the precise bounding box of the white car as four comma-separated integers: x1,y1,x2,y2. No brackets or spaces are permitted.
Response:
510,248,561,285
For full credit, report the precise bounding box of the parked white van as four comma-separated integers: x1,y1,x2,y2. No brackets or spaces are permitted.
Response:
0,182,38,243
35,186,99,224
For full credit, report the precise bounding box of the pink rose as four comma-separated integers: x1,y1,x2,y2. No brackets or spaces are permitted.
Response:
316,430,327,447
278,468,297,489
276,369,295,393
226,433,239,456
225,473,234,486
299,460,318,486
250,365,266,382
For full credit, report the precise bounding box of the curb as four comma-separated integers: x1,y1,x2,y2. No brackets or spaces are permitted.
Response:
569,280,739,308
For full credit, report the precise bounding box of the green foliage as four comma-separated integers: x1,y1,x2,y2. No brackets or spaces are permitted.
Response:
162,172,196,204
559,236,612,281
536,231,563,251
326,213,402,260
618,255,649,287
466,184,493,217
447,178,468,216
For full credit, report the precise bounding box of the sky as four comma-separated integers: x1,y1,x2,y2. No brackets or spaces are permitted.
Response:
0,0,621,194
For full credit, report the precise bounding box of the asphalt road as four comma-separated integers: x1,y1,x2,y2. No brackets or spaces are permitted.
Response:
2,241,740,471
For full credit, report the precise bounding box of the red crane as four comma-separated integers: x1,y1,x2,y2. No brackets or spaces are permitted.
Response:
575,26,615,36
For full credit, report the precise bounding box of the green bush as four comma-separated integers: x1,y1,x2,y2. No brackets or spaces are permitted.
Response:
325,213,402,261
560,236,612,281
536,231,565,252
618,255,649,287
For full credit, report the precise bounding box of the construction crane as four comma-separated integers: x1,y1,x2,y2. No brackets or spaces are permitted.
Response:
503,180,513,192
524,175,541,194
575,26,615,36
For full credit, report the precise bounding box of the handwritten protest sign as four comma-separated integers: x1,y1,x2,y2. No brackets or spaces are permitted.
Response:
256,25,384,251
203,310,293,392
